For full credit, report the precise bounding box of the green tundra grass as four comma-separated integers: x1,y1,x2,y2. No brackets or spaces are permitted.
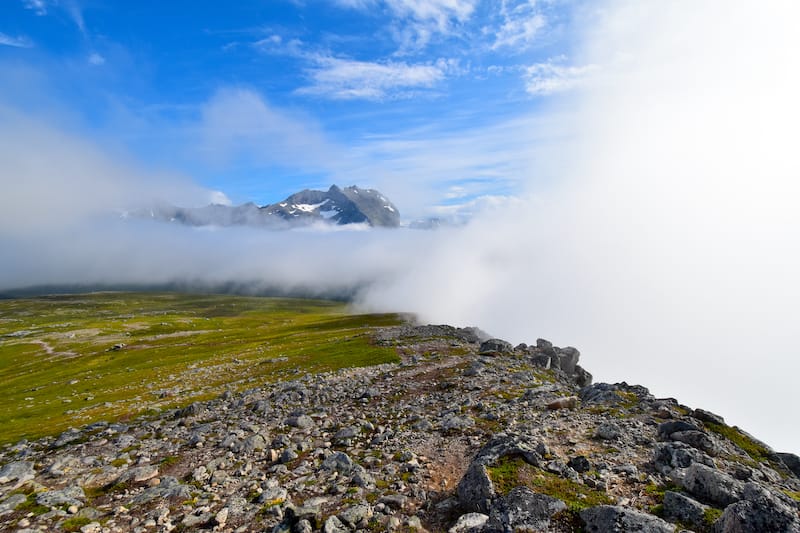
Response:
0,292,403,445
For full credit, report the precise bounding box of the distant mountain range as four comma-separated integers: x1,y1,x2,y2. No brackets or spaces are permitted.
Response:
132,185,400,228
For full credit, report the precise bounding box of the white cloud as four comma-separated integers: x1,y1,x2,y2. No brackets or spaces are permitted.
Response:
88,52,105,66
197,87,341,172
335,0,477,50
208,190,233,206
491,0,547,50
64,0,86,35
23,0,47,15
0,106,210,236
0,32,33,48
524,58,594,95
298,57,444,100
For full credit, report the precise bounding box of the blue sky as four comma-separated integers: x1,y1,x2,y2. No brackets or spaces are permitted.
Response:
0,0,587,216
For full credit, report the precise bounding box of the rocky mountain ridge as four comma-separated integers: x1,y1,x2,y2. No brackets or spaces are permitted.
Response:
133,185,400,229
1,324,799,532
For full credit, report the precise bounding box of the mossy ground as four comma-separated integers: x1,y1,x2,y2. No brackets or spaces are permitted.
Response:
704,422,772,463
0,292,403,445
486,456,613,511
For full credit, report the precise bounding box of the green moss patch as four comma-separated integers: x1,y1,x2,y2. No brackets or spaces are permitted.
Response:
486,456,613,511
62,516,93,532
704,422,772,463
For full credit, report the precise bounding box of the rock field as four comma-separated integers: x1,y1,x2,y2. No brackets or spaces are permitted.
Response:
1,324,799,532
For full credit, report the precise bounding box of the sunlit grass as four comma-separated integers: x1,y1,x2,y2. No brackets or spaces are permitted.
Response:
0,292,403,445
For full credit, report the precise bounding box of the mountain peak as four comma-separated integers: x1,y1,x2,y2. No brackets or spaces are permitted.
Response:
132,185,400,229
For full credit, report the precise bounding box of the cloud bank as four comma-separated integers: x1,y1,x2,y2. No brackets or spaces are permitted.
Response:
2,1,800,454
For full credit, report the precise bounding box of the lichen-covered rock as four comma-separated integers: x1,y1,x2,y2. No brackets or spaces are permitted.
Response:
485,487,567,532
36,485,85,508
0,461,34,485
662,490,710,528
580,505,674,532
681,463,745,507
670,430,720,456
653,441,716,474
714,482,800,533
449,513,489,533
776,452,800,479
130,476,190,504
479,339,513,355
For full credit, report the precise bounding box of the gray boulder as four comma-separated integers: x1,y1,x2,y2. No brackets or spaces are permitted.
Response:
36,485,85,508
670,430,719,455
479,339,513,355
658,420,701,439
0,493,28,514
714,482,800,532
338,503,373,528
580,382,652,405
556,347,580,374
595,422,621,440
442,415,475,432
573,365,593,387
693,408,726,426
485,487,567,532
320,452,354,475
776,452,800,479
662,491,710,528
580,505,674,532
116,465,159,485
239,434,267,453
681,463,745,507
130,476,190,504
0,461,34,484
449,513,489,533
286,415,314,429
653,441,715,474
323,515,349,533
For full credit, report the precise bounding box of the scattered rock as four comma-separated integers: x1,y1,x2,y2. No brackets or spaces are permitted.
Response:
449,513,489,533
580,505,674,533
714,482,800,533
0,323,793,533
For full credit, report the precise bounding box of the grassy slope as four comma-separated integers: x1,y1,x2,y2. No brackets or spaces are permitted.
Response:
0,292,403,445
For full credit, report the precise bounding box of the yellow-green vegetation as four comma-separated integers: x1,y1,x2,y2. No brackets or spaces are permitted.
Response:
704,422,771,463
784,490,800,503
61,516,93,532
0,292,403,444
703,507,723,526
585,390,640,419
486,456,613,511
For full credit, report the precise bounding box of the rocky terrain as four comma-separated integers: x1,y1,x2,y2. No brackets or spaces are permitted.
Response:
1,324,799,532
133,185,400,229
